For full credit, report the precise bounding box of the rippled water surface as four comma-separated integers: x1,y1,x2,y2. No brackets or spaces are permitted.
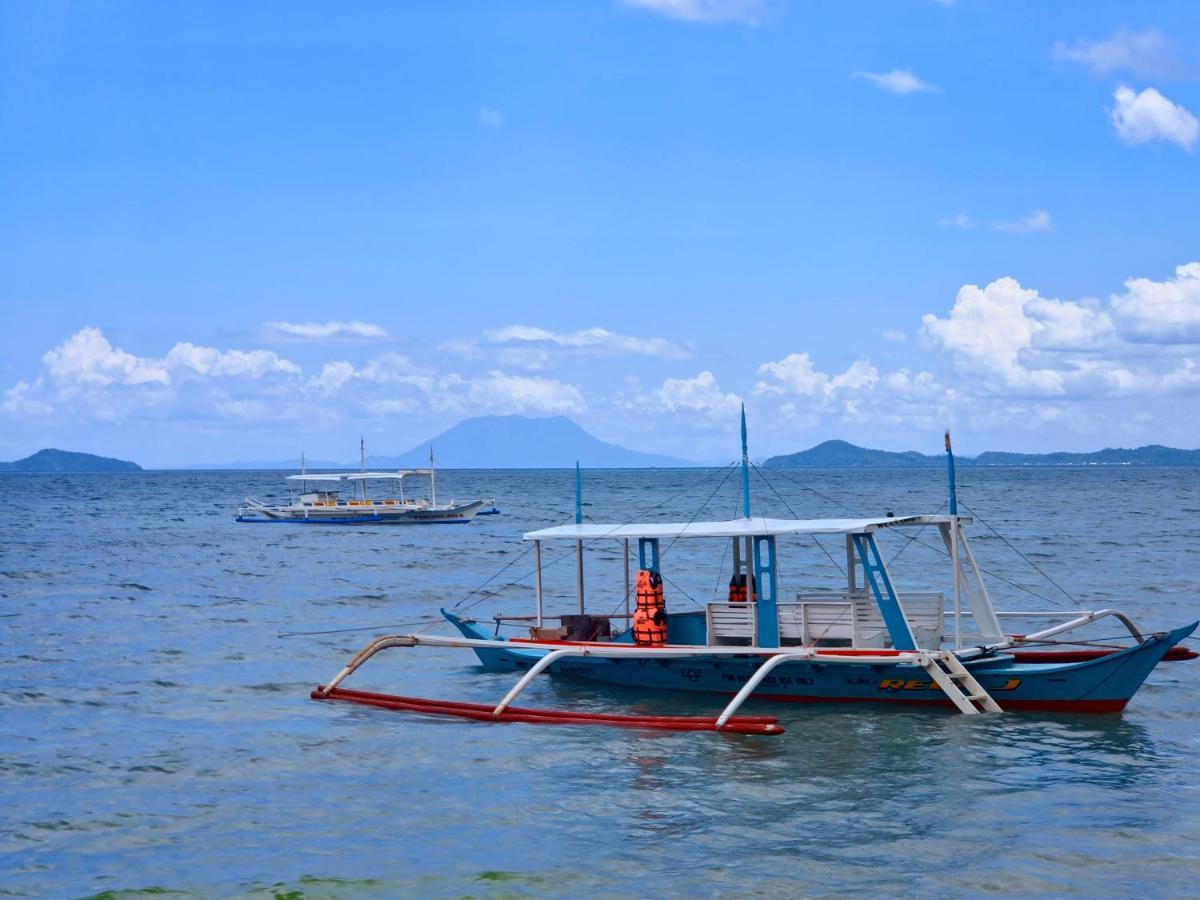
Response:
2,467,1199,897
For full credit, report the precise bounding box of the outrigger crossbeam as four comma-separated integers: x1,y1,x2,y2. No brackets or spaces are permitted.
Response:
313,632,1003,733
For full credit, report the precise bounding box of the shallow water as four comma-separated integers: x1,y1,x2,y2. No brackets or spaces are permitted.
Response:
2,467,1198,897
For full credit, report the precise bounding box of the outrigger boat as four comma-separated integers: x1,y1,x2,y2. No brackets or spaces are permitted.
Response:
313,414,1196,735
238,444,497,525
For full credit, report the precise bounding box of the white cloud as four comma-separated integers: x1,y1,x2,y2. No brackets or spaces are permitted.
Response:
465,372,585,414
756,354,880,398
883,330,908,343
265,320,389,340
310,360,358,395
483,325,690,359
43,327,170,387
653,371,741,416
921,277,1066,394
939,213,975,229
165,343,300,378
852,69,937,95
620,0,771,25
992,210,1053,234
1110,85,1198,150
1111,262,1200,343
478,106,504,129
1053,28,1171,77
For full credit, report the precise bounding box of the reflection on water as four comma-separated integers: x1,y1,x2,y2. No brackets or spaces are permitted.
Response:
0,467,1198,896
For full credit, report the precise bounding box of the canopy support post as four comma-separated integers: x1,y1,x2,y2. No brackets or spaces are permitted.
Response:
534,540,544,628
851,533,917,651
623,538,631,623
753,535,779,648
575,462,584,614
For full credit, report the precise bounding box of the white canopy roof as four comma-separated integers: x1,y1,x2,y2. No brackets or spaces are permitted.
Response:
524,515,962,541
287,470,432,482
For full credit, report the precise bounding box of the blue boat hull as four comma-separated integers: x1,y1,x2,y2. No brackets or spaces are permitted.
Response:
444,613,1196,713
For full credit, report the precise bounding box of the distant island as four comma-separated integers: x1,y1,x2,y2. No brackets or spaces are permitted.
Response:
0,448,142,473
189,415,695,469
765,440,1200,468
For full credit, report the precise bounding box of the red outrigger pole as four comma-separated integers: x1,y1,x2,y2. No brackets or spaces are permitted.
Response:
312,685,785,735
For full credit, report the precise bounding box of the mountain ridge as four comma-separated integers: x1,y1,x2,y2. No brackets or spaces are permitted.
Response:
764,439,1200,468
187,415,695,469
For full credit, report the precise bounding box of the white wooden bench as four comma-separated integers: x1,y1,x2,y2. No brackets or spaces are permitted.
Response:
777,600,855,645
706,601,757,645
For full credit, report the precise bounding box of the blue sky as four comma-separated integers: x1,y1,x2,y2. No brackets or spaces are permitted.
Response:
2,0,1199,466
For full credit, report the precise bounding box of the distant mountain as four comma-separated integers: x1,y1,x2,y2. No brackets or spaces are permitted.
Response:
764,440,945,468
371,415,695,468
0,448,142,473
972,445,1200,467
765,440,1200,468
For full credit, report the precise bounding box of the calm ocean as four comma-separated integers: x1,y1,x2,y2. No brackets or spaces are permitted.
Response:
2,467,1198,897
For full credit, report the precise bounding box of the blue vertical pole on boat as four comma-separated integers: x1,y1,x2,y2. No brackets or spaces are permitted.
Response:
945,431,958,517
740,404,751,519
575,461,584,613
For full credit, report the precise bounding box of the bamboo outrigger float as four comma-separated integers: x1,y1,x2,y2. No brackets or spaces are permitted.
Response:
312,412,1197,735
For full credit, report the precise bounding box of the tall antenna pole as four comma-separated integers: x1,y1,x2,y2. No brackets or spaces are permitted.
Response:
575,461,584,614
575,461,583,525
429,446,437,507
945,430,958,516
740,404,751,519
301,450,305,476
359,436,366,501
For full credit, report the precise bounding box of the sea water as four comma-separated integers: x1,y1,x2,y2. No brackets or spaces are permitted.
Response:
1,467,1198,897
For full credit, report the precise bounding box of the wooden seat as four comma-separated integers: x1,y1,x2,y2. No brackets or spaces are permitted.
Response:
778,601,855,645
707,602,757,645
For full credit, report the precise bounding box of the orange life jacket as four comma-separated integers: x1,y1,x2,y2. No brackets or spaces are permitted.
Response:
728,572,756,603
632,568,667,647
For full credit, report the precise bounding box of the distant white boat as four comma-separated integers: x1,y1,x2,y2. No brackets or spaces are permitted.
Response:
237,444,497,525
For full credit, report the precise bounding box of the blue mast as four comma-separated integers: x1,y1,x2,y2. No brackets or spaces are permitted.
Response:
740,404,751,518
945,431,958,516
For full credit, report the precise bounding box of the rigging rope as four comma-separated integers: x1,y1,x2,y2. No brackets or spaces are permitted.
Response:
751,463,846,577
451,463,740,622
959,501,1079,606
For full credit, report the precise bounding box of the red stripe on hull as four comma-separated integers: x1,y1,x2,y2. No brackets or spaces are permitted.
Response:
1010,646,1197,663
742,692,1129,713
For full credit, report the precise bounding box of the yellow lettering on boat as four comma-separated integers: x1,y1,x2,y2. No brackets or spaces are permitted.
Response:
879,679,906,690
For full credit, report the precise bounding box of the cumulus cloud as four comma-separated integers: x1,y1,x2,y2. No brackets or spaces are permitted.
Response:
756,354,880,398
620,0,771,25
265,320,389,340
1053,28,1172,78
482,325,690,359
852,69,938,95
919,267,1200,398
1110,86,1198,149
42,327,170,387
165,344,300,378
921,278,1070,394
992,210,1053,234
1110,262,1200,343
465,372,585,414
653,371,741,416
